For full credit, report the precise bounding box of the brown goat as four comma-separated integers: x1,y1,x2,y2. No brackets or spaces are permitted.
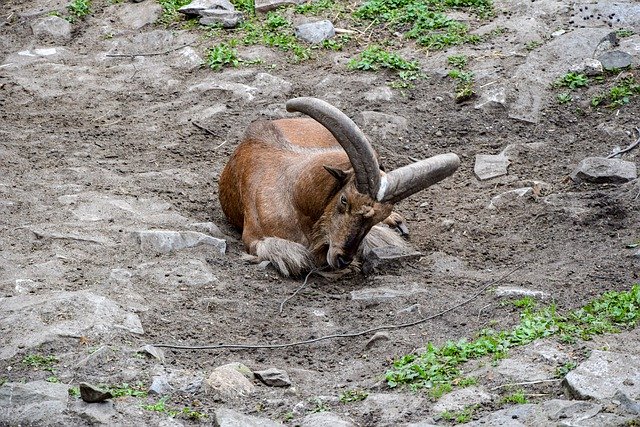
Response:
219,97,459,276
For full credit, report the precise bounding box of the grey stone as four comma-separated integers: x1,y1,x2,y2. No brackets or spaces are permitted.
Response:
613,390,640,415
462,403,535,426
365,331,390,349
115,1,163,30
255,0,305,13
199,9,243,28
214,408,282,427
361,245,422,275
188,81,258,102
474,153,510,180
357,111,409,140
301,412,355,427
496,356,556,382
364,86,393,102
295,20,336,44
432,386,493,413
597,51,633,71
149,376,174,395
0,381,69,426
254,368,292,387
474,86,507,110
139,344,166,363
360,393,427,425
569,58,603,77
204,363,255,399
80,383,112,403
31,16,72,43
570,157,637,184
70,400,116,425
180,377,203,394
136,229,226,254
173,47,204,71
564,349,640,400
253,72,293,96
179,0,235,15
494,286,549,299
0,291,144,360
350,284,428,301
487,187,532,210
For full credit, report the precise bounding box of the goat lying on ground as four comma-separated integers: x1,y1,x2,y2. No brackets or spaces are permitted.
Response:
219,97,459,276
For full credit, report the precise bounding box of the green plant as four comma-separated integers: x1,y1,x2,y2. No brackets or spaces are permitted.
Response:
339,389,369,403
68,0,91,18
386,285,640,391
22,354,59,373
108,382,147,398
616,28,634,38
557,92,572,104
512,297,536,310
68,386,81,398
554,72,589,89
448,69,474,101
142,397,169,412
501,389,528,404
348,45,419,72
46,376,60,383
555,361,577,378
231,0,255,15
309,397,330,413
157,0,192,25
525,40,542,50
295,0,335,14
206,43,241,70
447,54,468,69
441,405,478,423
428,382,453,399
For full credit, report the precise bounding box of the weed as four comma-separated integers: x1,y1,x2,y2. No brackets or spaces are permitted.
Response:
339,389,369,403
68,0,91,19
142,397,169,412
501,389,528,404
456,376,478,387
616,28,634,38
512,297,536,310
282,411,294,422
68,386,81,398
386,285,640,391
46,376,60,383
525,40,542,50
348,45,419,72
0,378,6,387
295,0,335,14
231,0,254,15
157,0,192,26
555,361,577,378
557,92,572,104
448,68,474,101
447,54,468,69
309,397,330,413
441,405,478,423
554,72,589,89
108,382,147,398
22,354,58,373
428,382,453,399
206,43,241,70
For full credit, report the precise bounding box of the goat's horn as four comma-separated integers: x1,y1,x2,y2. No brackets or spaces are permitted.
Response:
286,97,380,197
379,153,460,204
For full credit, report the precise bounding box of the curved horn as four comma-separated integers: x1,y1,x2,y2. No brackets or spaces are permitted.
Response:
379,153,460,204
286,97,380,197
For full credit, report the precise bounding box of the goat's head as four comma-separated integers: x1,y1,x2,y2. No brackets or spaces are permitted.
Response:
286,97,460,270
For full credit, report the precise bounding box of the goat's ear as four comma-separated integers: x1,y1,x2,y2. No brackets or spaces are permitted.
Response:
323,165,349,185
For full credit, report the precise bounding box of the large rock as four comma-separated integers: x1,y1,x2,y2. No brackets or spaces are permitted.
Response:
432,386,493,413
114,1,163,30
214,408,282,426
301,412,355,427
564,349,640,400
254,368,292,387
474,153,510,180
295,20,336,44
204,363,255,400
0,381,69,426
31,16,72,43
136,229,226,254
0,291,144,359
570,157,637,184
178,0,235,15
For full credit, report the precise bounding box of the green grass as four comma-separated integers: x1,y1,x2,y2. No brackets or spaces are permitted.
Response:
339,389,369,403
142,397,208,420
441,405,479,423
553,72,589,89
501,389,528,404
616,28,634,38
108,382,148,398
348,45,424,88
157,0,192,26
22,354,59,373
386,285,640,392
555,361,577,378
206,43,241,70
68,0,91,19
557,92,572,104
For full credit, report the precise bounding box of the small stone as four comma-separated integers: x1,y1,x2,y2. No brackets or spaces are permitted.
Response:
365,331,390,349
254,368,292,387
357,111,409,139
432,386,493,413
474,153,510,180
569,58,603,77
597,51,633,71
570,157,637,184
139,345,166,363
474,87,507,110
214,408,282,427
80,383,113,403
295,20,336,44
487,188,532,210
179,0,235,15
136,230,226,254
301,412,356,427
364,86,393,102
255,0,304,13
361,245,422,275
441,219,455,230
31,16,72,43
148,376,173,396
204,363,255,399
199,9,243,28
495,286,549,299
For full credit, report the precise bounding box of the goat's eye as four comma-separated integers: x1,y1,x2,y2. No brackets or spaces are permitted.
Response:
340,195,348,206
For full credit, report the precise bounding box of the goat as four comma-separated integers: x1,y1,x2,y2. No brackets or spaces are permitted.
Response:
219,97,459,276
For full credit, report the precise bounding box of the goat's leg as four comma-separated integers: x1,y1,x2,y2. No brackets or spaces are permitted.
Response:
244,234,315,277
382,211,409,236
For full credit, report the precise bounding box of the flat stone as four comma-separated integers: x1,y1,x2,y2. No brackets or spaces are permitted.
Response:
214,408,282,427
253,72,293,97
487,187,532,210
597,50,633,71
255,0,305,13
361,245,422,275
474,153,510,180
360,393,427,425
357,111,409,140
31,16,72,43
564,350,640,400
172,47,203,71
494,286,549,299
569,58,603,77
364,86,393,102
0,291,144,360
365,331,390,349
432,386,493,413
70,400,116,425
80,383,113,403
295,20,336,44
149,376,174,396
199,9,243,28
179,0,235,15
0,381,69,426
136,230,226,254
254,368,292,387
204,363,255,400
570,157,637,184
114,1,163,30
350,284,427,301
474,86,507,110
301,412,355,427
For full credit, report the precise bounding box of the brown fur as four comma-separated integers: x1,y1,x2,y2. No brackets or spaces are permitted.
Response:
219,118,405,277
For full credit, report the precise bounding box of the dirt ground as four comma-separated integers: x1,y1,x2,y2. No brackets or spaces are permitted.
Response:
1,0,639,425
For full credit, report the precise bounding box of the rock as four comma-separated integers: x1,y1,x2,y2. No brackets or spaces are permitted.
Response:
487,187,532,210
149,376,174,396
474,153,510,180
173,47,204,71
365,331,390,349
570,157,637,184
139,345,166,363
364,86,393,102
136,230,226,254
31,16,72,43
115,1,163,30
189,222,226,238
301,412,355,427
295,20,336,44
494,286,549,299
432,386,493,413
253,72,293,97
254,368,292,387
179,0,235,15
204,363,255,399
360,393,427,425
255,0,305,13
597,51,633,70
356,111,409,140
361,245,422,275
80,383,113,403
214,408,282,427
199,9,243,28
474,86,507,110
70,400,116,424
569,58,603,77
188,81,258,102
564,349,640,400
0,291,144,360
0,381,69,426
350,284,428,301
613,390,640,415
